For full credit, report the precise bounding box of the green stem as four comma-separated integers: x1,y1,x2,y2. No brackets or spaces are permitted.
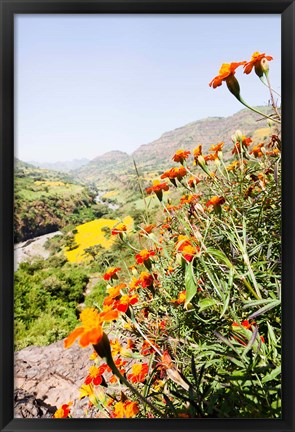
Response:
238,97,280,124
259,76,281,98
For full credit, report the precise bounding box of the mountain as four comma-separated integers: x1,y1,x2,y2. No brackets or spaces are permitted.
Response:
74,106,274,185
28,158,90,173
132,106,273,167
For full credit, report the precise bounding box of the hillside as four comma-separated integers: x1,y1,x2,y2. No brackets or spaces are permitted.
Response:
74,107,274,185
14,163,111,242
28,158,90,173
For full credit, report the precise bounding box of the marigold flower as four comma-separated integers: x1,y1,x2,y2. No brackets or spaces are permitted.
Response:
146,180,169,201
115,294,138,313
127,363,149,383
187,176,201,188
232,320,265,345
141,340,158,356
84,365,106,386
135,249,156,264
209,142,224,152
111,223,127,236
193,145,202,160
106,283,126,299
53,402,72,418
103,267,121,281
176,236,199,262
204,153,218,162
110,339,122,357
79,384,96,401
232,136,252,154
232,320,252,330
244,51,273,75
136,271,155,288
180,194,201,205
205,196,225,207
209,61,246,89
250,143,265,157
146,180,169,194
171,290,186,305
266,148,280,157
64,307,119,349
172,149,191,164
112,401,139,418
161,167,187,181
139,224,156,236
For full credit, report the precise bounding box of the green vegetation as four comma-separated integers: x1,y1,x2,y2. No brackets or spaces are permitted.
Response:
14,165,110,242
14,257,89,350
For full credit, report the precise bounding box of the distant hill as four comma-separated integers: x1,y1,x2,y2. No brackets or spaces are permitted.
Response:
74,106,274,184
14,164,110,242
28,158,90,173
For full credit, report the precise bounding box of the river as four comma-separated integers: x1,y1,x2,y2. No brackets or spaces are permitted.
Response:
14,231,62,271
94,192,119,211
14,193,118,271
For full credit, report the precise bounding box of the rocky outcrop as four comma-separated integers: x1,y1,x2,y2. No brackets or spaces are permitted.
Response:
14,340,93,417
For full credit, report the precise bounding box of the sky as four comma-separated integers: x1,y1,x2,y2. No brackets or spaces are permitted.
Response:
15,14,281,163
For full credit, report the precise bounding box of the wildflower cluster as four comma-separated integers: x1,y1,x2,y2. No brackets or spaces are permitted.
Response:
55,51,281,419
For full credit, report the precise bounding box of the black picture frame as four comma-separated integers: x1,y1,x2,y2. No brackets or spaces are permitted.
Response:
0,1,294,431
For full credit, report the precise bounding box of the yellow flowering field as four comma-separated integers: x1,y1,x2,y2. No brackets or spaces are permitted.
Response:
101,190,118,199
65,216,133,263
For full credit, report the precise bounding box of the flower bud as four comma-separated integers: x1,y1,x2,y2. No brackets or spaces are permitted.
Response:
93,332,112,362
226,75,241,99
234,130,243,142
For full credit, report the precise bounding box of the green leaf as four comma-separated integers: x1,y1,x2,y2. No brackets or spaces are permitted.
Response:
206,247,233,269
198,298,218,312
248,299,281,319
185,262,197,306
262,365,281,384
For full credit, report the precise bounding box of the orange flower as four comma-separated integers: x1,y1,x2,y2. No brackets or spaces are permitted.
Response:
136,271,155,288
110,339,122,356
135,249,155,264
146,180,169,194
232,320,252,330
232,320,265,345
204,153,218,162
180,194,201,205
53,402,72,418
193,145,202,160
84,365,106,386
64,307,119,349
205,196,225,207
209,61,246,89
250,143,265,157
266,148,280,157
176,236,199,262
127,363,149,383
161,167,187,181
187,176,201,188
172,149,191,164
112,400,139,418
139,224,156,236
103,267,121,281
171,290,186,305
244,51,273,75
209,142,224,152
146,180,169,201
106,283,126,298
232,136,252,154
141,340,158,356
115,294,138,313
111,223,127,236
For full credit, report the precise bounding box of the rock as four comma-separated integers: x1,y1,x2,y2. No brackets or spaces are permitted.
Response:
14,389,54,418
14,339,93,417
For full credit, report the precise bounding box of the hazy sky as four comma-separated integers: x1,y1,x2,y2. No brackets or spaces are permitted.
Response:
15,14,281,163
